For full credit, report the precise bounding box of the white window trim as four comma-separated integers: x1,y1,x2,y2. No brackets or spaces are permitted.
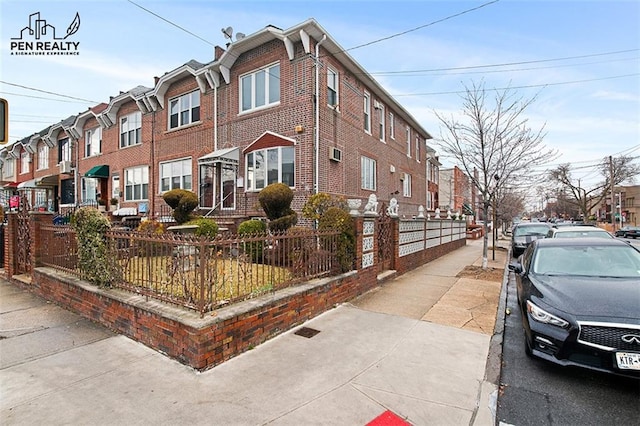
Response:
327,67,339,108
20,152,30,174
363,92,371,134
379,104,386,143
361,156,376,191
124,166,149,202
37,144,48,171
169,91,200,130
245,146,295,192
159,157,193,194
415,135,421,163
85,127,101,158
406,126,411,158
403,173,412,197
120,111,142,148
389,112,395,140
239,62,281,114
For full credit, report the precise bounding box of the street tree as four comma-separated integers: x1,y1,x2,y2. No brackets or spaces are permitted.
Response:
434,81,557,268
548,156,640,221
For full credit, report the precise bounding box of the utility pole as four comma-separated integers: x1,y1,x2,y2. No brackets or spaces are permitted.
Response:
610,155,616,233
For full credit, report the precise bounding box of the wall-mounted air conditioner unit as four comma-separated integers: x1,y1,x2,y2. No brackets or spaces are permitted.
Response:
329,147,342,162
59,160,73,174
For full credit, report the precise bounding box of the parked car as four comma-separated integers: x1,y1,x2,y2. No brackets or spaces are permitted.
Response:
545,226,613,239
509,238,640,378
511,222,553,257
615,226,640,238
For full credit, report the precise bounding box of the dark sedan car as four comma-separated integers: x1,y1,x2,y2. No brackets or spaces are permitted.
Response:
615,226,640,238
511,222,552,257
509,238,640,378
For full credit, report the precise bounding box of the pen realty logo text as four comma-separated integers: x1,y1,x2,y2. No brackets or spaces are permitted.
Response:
10,11,81,56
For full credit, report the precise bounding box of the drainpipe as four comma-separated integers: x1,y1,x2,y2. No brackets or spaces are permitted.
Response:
213,83,218,151
314,34,327,195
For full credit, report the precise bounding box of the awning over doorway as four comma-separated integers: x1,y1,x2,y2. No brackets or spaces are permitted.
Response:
85,165,109,178
198,147,239,165
17,179,37,189
2,182,19,189
36,174,58,187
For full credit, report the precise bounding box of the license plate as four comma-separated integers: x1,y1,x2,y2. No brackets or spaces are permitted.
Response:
616,352,640,370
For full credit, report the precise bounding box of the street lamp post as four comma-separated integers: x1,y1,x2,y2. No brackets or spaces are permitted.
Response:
492,174,500,261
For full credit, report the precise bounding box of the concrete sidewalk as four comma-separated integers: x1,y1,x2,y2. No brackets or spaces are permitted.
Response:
0,237,508,425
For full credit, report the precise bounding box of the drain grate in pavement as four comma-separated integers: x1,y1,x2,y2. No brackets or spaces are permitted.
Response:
294,327,321,338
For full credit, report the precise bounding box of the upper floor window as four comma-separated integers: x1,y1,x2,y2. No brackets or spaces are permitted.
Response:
169,91,200,129
389,112,395,140
415,136,421,162
58,137,71,163
403,173,412,197
85,127,101,157
124,166,149,201
361,156,376,191
363,92,371,134
245,146,294,191
120,111,142,148
240,63,280,113
160,158,192,193
327,68,338,108
20,151,30,174
37,144,48,170
406,127,411,157
378,103,385,142
3,158,14,178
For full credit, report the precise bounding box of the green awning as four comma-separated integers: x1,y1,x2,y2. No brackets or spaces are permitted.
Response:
85,165,109,178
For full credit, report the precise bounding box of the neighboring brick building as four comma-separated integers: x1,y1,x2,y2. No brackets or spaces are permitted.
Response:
0,19,438,222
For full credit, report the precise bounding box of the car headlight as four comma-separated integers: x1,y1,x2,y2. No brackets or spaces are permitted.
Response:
526,300,569,328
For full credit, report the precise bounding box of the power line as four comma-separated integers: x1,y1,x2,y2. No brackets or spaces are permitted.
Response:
392,73,640,97
370,49,640,75
342,0,500,53
0,81,99,103
0,91,89,104
126,0,215,47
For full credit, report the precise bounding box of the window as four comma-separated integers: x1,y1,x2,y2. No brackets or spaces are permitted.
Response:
85,127,101,157
378,104,385,142
37,144,48,170
81,178,99,203
363,92,371,133
403,173,412,197
389,112,395,140
124,166,149,201
427,191,433,210
20,151,30,174
60,178,75,205
58,137,71,163
406,127,411,157
240,63,280,113
169,91,200,129
245,146,294,191
120,111,142,147
3,158,14,178
160,158,192,192
327,68,338,108
415,136,420,162
361,156,376,191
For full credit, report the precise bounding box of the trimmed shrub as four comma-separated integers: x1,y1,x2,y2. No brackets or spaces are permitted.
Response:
258,183,297,232
238,219,267,262
318,206,356,273
162,189,199,224
71,207,119,287
186,217,219,238
302,193,347,222
137,219,166,235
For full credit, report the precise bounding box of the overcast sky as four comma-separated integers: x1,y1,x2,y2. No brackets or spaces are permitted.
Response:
1,0,639,191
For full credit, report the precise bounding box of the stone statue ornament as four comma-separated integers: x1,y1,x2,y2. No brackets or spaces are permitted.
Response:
417,205,425,218
387,197,399,216
363,194,378,215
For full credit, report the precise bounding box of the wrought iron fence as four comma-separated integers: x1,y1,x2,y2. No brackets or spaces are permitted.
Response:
38,225,343,316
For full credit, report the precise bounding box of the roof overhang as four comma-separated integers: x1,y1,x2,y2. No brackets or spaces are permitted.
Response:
198,147,239,165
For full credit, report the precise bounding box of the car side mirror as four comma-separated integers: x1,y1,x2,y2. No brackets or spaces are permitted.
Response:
508,261,523,275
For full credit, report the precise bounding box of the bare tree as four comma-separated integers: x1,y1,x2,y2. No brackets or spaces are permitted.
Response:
434,81,557,268
548,156,640,220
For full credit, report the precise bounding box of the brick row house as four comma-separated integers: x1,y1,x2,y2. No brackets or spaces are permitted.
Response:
0,19,439,226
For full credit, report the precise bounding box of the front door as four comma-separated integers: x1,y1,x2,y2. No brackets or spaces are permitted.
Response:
220,164,236,210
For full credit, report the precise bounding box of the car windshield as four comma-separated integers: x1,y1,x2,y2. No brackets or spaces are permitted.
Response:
532,245,640,277
514,225,549,237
